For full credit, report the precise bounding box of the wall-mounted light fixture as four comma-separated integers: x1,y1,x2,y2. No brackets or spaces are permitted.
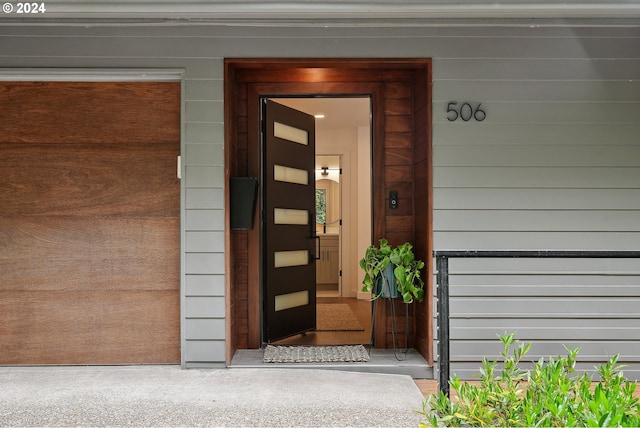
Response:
315,167,340,183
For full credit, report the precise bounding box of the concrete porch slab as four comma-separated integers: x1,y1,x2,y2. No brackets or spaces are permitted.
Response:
230,348,434,379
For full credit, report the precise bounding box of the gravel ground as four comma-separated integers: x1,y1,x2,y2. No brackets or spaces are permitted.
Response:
0,366,425,427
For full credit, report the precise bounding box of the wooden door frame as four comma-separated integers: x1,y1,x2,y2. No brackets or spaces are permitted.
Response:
224,58,433,365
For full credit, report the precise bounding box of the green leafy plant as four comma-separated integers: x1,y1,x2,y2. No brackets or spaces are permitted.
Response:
418,333,640,427
359,239,425,303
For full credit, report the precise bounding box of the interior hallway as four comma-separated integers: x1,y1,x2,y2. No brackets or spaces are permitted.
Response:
273,297,371,346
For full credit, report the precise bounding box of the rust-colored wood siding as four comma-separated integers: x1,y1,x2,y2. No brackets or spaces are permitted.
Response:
224,68,251,354
413,66,433,361
0,81,181,364
225,59,432,357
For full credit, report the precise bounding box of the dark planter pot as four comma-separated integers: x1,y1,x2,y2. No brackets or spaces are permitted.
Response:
375,264,400,299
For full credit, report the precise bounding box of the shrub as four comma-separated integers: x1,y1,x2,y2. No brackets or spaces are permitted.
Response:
418,333,640,427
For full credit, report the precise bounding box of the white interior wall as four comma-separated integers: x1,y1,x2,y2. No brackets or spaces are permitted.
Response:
357,126,372,300
316,128,358,298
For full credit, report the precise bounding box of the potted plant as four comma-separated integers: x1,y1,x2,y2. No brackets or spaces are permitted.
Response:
359,239,425,303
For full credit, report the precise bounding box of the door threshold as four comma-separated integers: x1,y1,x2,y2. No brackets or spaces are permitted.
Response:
229,348,433,379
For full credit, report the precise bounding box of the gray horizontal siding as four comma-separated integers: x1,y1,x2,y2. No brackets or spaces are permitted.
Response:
453,341,640,360
185,210,224,231
453,297,640,317
184,137,224,163
435,210,640,231
182,63,225,366
2,29,640,60
186,254,225,275
435,80,640,102
435,58,640,81
435,167,640,188
185,341,226,366
435,189,640,209
426,21,640,381
186,318,226,340
439,257,640,380
435,123,640,145
2,22,638,370
185,189,224,209
186,296,226,318
186,232,225,252
435,145,640,166
185,166,224,188
435,232,640,250
185,274,225,296
452,318,640,339
451,362,640,381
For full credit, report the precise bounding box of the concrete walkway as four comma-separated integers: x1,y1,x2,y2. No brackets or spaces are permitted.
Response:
0,366,426,427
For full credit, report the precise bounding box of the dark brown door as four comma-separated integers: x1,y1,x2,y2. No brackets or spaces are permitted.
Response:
0,81,180,364
263,99,317,342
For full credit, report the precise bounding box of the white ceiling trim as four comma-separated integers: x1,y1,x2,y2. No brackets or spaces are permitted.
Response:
1,2,639,22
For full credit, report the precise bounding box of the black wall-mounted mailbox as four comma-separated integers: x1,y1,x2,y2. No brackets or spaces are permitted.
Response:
230,177,259,230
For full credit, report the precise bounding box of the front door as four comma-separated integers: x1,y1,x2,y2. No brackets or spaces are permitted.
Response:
262,99,317,342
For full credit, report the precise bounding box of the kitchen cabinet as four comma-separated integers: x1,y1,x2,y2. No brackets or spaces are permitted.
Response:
316,234,339,285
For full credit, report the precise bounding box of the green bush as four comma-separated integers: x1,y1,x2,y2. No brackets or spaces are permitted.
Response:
418,333,640,427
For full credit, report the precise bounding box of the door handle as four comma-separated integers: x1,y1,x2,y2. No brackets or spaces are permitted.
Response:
309,211,320,261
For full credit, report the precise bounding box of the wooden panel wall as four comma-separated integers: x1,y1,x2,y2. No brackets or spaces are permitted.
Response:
0,82,180,364
378,70,418,350
413,65,433,362
226,68,251,352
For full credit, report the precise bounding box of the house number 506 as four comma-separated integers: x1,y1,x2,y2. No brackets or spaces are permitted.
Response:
446,102,486,122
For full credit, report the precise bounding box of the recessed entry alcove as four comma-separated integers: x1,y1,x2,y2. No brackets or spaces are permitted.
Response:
224,58,433,366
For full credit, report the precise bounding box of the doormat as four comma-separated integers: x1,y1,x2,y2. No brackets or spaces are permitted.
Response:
263,345,370,363
316,303,365,332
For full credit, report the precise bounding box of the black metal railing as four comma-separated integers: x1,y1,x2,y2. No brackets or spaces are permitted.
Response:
433,250,640,397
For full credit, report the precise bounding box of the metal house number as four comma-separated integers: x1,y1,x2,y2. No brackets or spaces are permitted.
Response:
446,102,486,122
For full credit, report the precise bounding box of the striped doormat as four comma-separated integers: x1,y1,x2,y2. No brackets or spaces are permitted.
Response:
263,345,370,363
